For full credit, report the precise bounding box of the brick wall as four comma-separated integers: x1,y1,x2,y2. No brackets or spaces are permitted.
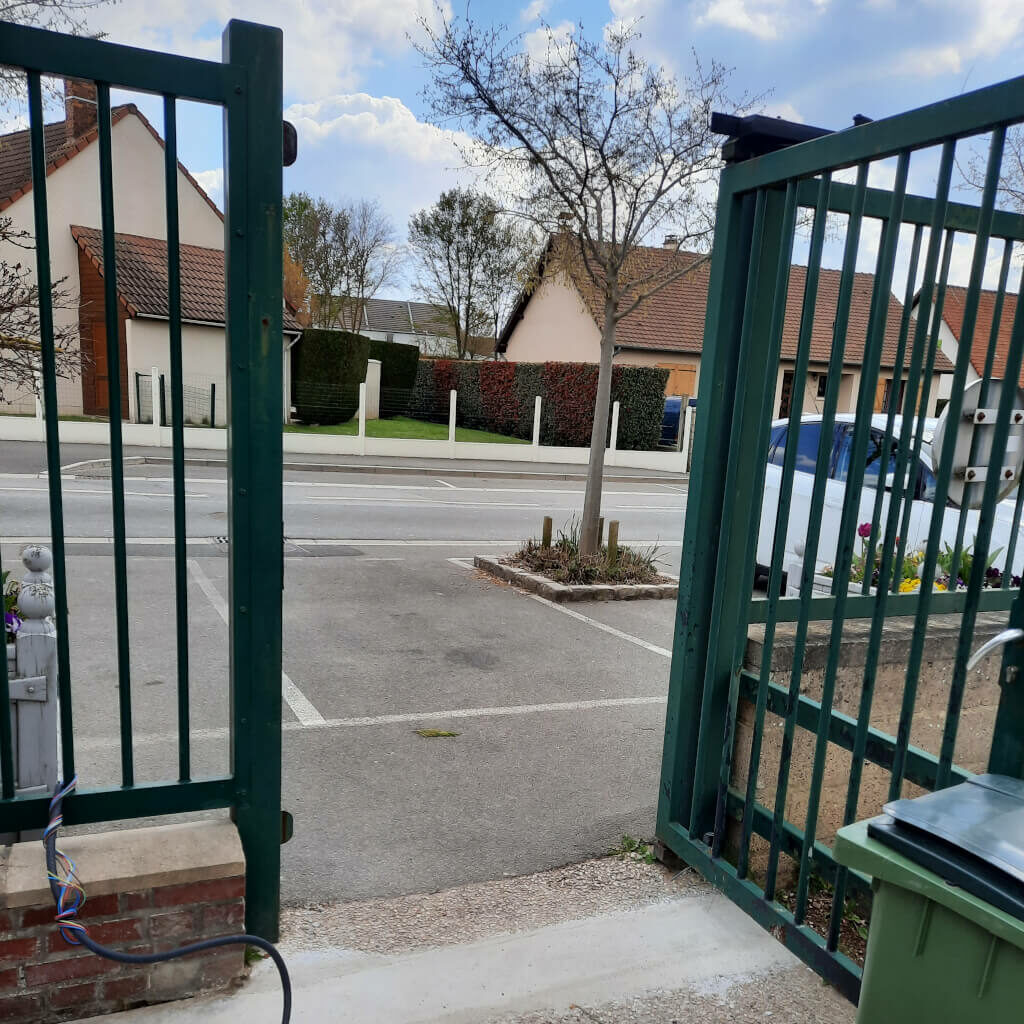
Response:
0,875,247,1022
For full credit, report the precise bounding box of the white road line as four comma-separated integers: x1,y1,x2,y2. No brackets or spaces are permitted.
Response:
435,479,457,489
75,694,667,750
448,557,673,659
186,558,326,726
1,537,682,548
0,486,209,499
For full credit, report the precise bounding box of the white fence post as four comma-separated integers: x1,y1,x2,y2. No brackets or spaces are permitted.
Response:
448,389,457,458
532,395,542,462
33,368,44,442
607,400,620,467
358,382,367,456
150,366,161,443
681,402,694,473
0,546,59,843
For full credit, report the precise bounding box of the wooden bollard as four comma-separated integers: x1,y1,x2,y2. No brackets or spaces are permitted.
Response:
607,520,620,566
598,517,605,546
541,516,553,548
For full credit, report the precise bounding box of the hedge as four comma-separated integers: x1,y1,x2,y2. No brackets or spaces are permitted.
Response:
367,337,420,418
293,329,369,424
408,358,669,450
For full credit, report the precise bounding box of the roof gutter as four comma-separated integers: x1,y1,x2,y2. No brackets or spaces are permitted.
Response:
134,312,302,338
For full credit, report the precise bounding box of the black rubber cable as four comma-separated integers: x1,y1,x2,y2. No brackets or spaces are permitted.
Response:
44,783,292,1023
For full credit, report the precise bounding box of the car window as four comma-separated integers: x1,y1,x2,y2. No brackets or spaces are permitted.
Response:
768,425,786,465
917,459,937,502
834,427,898,486
793,422,822,474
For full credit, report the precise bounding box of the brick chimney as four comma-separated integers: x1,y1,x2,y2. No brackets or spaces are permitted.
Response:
662,234,681,250
64,78,98,143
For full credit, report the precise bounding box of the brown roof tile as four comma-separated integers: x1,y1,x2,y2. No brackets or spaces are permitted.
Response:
505,238,954,372
71,225,301,332
938,285,1024,387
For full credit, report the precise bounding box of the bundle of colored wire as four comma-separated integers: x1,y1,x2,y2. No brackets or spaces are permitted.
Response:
44,776,291,1023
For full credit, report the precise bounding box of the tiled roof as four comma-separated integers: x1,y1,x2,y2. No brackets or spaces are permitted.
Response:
502,237,954,372
71,225,301,332
333,296,462,339
0,105,222,222
937,285,1024,387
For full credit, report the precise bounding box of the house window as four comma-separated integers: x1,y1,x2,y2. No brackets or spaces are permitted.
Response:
816,374,827,398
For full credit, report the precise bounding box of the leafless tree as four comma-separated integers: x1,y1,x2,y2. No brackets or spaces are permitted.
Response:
335,198,404,337
417,14,737,553
0,217,80,403
961,128,1024,214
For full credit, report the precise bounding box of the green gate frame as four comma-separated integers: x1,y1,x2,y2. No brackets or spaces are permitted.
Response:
657,77,1024,1000
0,20,285,939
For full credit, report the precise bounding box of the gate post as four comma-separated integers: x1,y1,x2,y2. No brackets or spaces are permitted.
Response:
657,181,791,846
223,19,285,942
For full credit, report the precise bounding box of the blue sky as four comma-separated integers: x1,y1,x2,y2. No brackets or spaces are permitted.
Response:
77,0,1024,296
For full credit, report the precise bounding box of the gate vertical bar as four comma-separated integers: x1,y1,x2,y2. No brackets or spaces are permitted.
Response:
223,19,284,942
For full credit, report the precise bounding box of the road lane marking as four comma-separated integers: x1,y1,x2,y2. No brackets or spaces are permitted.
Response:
2,537,681,548
435,479,457,488
74,695,667,751
448,557,673,659
0,486,209,498
186,558,326,726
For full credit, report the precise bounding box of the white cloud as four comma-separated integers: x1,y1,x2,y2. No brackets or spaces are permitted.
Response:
523,20,577,62
193,168,224,208
88,0,449,99
696,0,828,41
762,100,803,123
520,0,549,23
894,0,1024,78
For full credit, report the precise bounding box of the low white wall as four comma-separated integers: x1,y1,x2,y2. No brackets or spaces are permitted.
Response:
0,414,685,472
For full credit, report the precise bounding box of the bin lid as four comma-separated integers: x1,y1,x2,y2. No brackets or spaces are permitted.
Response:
880,775,1024,884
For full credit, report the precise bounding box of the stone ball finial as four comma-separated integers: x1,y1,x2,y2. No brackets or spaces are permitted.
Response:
21,545,52,574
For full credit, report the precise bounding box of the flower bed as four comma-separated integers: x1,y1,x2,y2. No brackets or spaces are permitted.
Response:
2,569,20,642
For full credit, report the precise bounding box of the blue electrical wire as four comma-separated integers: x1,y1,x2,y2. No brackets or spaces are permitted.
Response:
44,776,291,1022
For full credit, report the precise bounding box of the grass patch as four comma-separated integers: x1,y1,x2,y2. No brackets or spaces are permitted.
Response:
285,415,527,444
414,728,460,738
509,518,665,585
609,835,656,863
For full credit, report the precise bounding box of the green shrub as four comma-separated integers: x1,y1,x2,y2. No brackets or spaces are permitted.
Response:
612,365,670,451
293,329,370,424
454,362,483,428
367,338,420,418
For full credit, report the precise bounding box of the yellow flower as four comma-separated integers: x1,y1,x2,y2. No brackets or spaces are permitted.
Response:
899,578,921,593
934,582,947,591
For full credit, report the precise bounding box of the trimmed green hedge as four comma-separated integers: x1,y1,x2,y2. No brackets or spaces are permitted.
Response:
293,329,369,424
408,358,668,450
367,338,420,418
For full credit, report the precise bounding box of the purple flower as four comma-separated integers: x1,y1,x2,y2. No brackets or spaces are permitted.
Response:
1014,575,1022,588
858,523,872,539
4,611,20,636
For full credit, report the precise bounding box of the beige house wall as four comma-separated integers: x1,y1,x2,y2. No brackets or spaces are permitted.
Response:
1,112,224,416
503,275,601,363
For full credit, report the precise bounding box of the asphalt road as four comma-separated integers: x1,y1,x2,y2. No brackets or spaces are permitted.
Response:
1,440,688,905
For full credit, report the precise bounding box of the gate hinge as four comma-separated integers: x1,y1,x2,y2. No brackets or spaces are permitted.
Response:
9,675,46,702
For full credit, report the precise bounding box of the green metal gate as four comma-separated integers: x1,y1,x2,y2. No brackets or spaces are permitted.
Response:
657,79,1024,1000
0,21,285,938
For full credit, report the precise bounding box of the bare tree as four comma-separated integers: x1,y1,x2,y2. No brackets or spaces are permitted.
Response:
0,217,80,403
408,187,536,358
961,128,1024,212
417,15,735,554
283,192,350,328
335,198,403,336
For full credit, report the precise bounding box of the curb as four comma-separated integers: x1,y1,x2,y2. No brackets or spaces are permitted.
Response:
473,555,678,603
58,455,688,486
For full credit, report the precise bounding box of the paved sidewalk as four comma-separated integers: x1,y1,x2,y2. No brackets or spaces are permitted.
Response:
86,857,854,1024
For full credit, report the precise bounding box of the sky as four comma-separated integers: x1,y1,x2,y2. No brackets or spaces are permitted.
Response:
32,0,1024,297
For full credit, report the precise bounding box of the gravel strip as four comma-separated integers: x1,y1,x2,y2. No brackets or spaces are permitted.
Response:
281,854,708,955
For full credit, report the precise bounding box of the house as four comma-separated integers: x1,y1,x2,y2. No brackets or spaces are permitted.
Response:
911,286,1022,416
319,296,495,357
0,80,299,424
499,236,952,417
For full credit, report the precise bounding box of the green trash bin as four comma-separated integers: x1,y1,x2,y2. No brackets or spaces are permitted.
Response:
835,775,1024,1023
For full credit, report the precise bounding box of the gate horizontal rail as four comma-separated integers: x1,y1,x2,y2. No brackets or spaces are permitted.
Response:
0,20,284,939
659,68,1024,1001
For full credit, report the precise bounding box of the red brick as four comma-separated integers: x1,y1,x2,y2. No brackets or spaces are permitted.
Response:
78,894,121,920
153,877,245,908
0,970,18,992
0,914,14,935
0,993,42,1021
48,981,98,1009
201,948,244,990
19,906,60,929
0,939,35,965
201,902,245,937
103,974,148,1003
149,910,197,944
48,917,142,953
119,890,152,913
25,954,115,987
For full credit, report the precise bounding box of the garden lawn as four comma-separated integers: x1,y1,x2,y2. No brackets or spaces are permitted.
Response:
284,416,527,444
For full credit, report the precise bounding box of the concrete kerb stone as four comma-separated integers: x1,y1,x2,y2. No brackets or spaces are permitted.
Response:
473,556,678,603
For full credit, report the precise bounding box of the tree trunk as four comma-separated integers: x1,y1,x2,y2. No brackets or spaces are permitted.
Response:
580,299,616,557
